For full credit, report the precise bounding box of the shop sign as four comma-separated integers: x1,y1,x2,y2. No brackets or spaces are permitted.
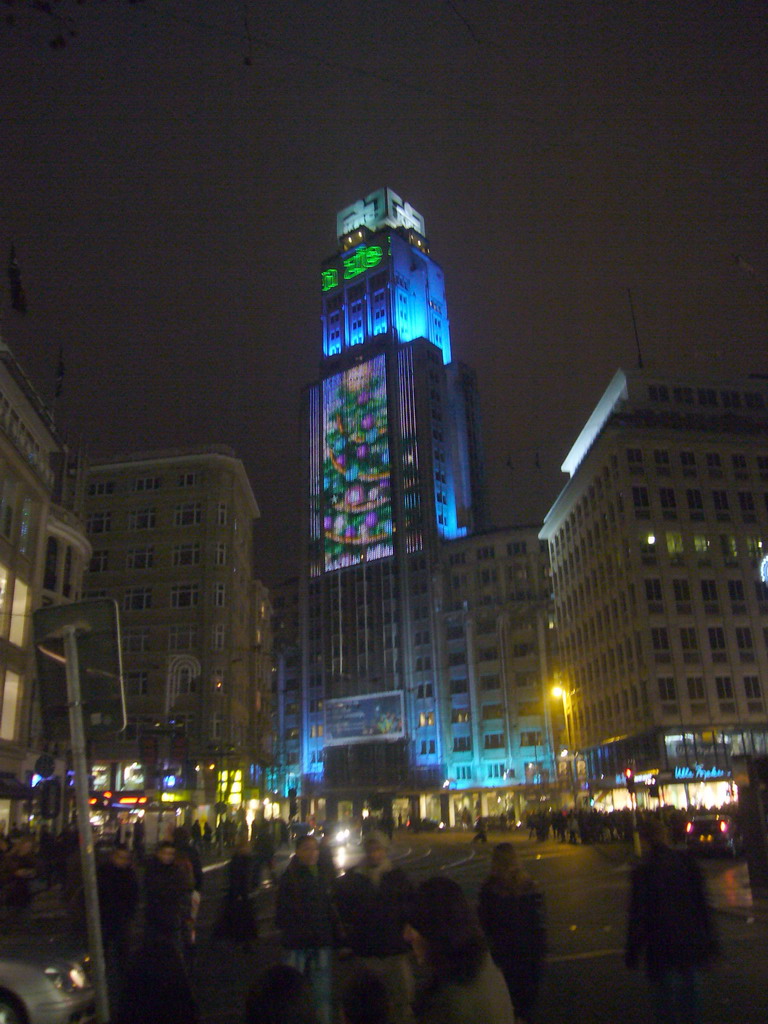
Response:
673,764,727,781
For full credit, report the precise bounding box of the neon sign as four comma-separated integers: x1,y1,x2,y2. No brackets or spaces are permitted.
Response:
674,764,727,780
321,245,383,291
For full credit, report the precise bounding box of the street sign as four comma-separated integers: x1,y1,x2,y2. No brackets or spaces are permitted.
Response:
33,598,126,740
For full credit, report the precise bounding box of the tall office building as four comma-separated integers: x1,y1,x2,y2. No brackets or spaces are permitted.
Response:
300,189,487,817
540,370,768,809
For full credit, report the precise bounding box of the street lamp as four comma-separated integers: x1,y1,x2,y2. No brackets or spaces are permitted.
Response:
551,686,577,806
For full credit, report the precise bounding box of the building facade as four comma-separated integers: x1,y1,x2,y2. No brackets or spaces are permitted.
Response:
0,339,90,830
540,369,768,809
299,189,488,820
82,447,269,840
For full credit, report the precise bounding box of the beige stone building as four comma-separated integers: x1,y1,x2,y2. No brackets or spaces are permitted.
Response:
82,447,269,835
540,369,768,809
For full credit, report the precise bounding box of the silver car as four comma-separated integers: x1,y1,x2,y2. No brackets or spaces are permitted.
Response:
0,939,95,1024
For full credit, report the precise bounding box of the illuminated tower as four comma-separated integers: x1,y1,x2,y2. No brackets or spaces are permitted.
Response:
300,189,487,811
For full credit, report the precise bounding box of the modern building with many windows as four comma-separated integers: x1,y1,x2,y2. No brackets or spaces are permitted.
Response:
540,369,768,808
299,189,489,820
436,524,558,823
82,446,270,838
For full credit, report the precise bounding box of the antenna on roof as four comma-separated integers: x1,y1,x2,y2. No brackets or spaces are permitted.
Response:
627,289,643,369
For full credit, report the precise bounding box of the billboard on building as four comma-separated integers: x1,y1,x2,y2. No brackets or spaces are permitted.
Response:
322,354,394,570
324,690,405,747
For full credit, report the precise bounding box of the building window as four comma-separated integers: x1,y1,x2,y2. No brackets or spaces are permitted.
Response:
632,487,650,513
214,582,226,607
217,503,228,526
451,709,470,723
128,508,156,530
168,625,198,650
124,587,152,611
519,730,542,747
651,628,670,651
170,584,200,608
178,472,198,487
87,481,115,496
483,733,505,749
715,676,733,700
679,627,698,651
86,511,111,534
132,476,161,492
215,543,227,566
126,546,154,570
700,579,718,603
450,678,468,695
673,578,691,602
174,502,203,526
708,627,726,652
212,623,226,650
736,627,753,651
124,670,149,696
122,627,149,653
744,676,762,699
687,676,705,700
172,543,201,567
89,550,109,573
453,736,472,752
658,677,676,701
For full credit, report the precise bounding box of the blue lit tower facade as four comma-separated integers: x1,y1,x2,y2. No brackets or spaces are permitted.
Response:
300,189,487,809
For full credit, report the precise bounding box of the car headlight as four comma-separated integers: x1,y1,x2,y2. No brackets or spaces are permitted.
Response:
44,963,89,991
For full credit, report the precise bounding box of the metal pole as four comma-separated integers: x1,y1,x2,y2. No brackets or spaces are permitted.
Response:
64,625,110,1024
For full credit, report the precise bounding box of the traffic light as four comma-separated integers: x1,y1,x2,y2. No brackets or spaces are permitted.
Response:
624,767,636,794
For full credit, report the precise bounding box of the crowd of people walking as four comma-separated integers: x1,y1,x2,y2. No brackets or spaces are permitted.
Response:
0,807,722,1024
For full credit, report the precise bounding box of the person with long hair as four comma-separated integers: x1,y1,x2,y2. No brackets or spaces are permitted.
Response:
403,876,514,1024
477,842,546,1024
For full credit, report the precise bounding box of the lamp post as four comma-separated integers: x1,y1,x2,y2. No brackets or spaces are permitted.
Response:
551,686,577,807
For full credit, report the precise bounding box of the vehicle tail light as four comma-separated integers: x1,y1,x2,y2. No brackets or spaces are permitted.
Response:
685,822,693,833
720,820,728,833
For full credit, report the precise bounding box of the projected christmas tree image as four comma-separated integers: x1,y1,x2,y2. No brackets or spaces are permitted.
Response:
323,357,393,568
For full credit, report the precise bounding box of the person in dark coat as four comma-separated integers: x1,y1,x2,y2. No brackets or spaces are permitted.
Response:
478,842,546,1023
403,876,514,1024
142,841,190,950
245,964,319,1024
214,837,258,946
625,816,719,1024
97,844,140,1002
276,834,335,1024
333,831,414,1024
115,938,198,1024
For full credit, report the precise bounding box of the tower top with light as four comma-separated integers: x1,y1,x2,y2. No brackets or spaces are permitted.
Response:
336,188,426,245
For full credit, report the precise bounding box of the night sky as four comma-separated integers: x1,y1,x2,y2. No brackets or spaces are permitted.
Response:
2,1,766,586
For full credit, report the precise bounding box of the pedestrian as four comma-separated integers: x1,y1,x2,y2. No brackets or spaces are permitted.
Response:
2,836,37,925
472,817,488,843
333,830,414,1024
478,843,546,1023
142,841,190,955
132,819,145,862
97,844,140,1004
173,826,204,965
341,965,392,1024
403,876,514,1024
115,937,199,1024
625,817,719,1024
275,834,335,1024
244,964,319,1024
214,836,258,947
252,820,277,887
